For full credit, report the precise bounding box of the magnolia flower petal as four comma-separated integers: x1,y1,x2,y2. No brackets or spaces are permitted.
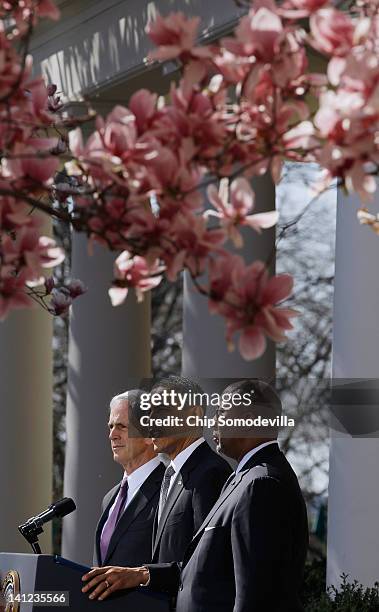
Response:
244,211,279,231
239,326,267,360
109,287,129,306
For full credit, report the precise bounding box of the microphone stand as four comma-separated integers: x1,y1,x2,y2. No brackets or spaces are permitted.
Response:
18,498,76,554
31,541,42,554
18,518,44,554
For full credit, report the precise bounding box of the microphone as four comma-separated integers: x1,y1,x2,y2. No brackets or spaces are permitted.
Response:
18,498,76,554
30,497,76,524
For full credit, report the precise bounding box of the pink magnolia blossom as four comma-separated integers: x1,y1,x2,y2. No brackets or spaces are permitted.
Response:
44,276,55,294
0,230,64,301
0,193,42,231
146,12,210,62
282,121,318,153
207,178,278,247
208,255,298,360
224,0,283,62
101,106,138,159
66,279,87,298
314,88,378,199
125,210,171,264
1,0,60,22
0,273,34,320
270,32,308,90
310,8,354,56
0,27,25,98
109,251,164,305
50,288,72,316
357,208,379,235
213,49,251,84
68,107,160,189
5,138,59,185
167,80,227,157
37,236,65,268
163,213,226,280
36,0,60,21
47,281,86,314
129,90,157,133
279,0,329,18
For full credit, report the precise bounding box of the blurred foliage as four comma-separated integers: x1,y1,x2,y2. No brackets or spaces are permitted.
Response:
303,565,379,612
302,559,379,611
302,558,327,606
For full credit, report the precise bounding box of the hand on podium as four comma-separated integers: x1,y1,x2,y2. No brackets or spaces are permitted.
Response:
82,565,150,601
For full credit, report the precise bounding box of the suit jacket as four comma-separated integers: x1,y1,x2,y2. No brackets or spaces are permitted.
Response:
94,462,165,567
151,440,232,564
147,443,309,612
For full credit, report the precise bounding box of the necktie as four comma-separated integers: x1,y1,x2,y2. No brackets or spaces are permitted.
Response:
100,478,128,563
158,465,175,522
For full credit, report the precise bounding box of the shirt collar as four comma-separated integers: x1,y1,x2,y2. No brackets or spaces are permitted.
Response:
236,441,278,473
123,456,161,496
171,437,205,474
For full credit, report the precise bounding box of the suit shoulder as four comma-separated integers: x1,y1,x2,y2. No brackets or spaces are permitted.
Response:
239,463,304,510
246,462,279,481
104,482,120,497
102,483,119,508
198,444,232,475
235,475,285,514
245,451,297,481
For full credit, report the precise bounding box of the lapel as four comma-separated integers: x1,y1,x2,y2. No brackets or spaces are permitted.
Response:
103,463,164,565
95,484,119,565
181,471,244,564
153,472,184,556
183,443,281,565
152,441,209,557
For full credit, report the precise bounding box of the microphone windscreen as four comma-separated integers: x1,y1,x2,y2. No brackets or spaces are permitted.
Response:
52,497,76,518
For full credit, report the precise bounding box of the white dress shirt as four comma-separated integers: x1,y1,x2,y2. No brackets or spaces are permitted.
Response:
236,440,278,473
107,456,161,518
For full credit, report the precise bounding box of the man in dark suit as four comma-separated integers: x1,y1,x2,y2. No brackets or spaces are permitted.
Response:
149,376,232,565
83,379,308,611
93,389,164,568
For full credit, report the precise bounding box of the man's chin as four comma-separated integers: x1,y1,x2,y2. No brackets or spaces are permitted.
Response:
112,449,124,462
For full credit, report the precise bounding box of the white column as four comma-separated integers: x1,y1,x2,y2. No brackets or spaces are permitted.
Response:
0,309,53,553
327,189,379,587
182,175,276,380
62,236,151,564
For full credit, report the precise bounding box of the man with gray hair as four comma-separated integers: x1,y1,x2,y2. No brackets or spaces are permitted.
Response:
93,389,165,568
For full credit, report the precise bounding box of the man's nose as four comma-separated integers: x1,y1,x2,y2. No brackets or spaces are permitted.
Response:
109,428,118,440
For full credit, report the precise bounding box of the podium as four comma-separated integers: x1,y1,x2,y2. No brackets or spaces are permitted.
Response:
0,554,170,611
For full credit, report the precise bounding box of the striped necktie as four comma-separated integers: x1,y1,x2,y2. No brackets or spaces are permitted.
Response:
158,465,175,522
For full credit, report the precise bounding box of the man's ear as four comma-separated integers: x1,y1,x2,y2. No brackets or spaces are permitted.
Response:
144,437,154,447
